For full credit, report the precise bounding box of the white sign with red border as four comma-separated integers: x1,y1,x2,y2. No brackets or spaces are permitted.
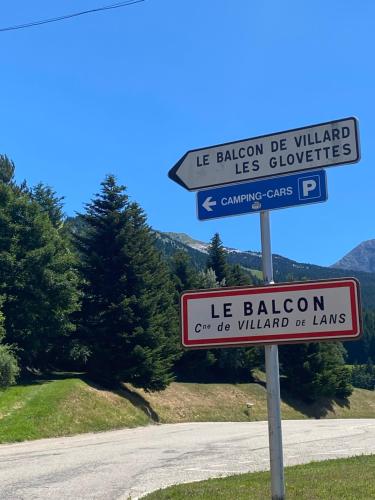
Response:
181,278,362,348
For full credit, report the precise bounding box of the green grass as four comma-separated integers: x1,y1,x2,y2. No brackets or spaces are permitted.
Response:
0,377,150,443
134,380,375,423
144,455,375,499
249,268,263,280
2,375,375,444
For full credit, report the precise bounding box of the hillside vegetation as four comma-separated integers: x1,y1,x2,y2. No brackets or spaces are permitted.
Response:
155,230,375,309
133,380,375,423
1,375,375,444
0,377,149,443
0,157,374,423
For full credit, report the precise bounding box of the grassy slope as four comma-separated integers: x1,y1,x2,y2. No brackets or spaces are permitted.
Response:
144,455,375,499
0,378,149,443
249,268,263,280
134,381,375,423
1,375,375,444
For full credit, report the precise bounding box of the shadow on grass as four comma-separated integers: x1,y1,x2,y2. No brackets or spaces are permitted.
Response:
15,370,160,423
82,377,160,423
252,373,351,419
280,386,350,419
117,384,160,423
16,370,351,421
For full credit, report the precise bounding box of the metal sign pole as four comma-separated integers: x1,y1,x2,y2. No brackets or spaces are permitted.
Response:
260,210,285,500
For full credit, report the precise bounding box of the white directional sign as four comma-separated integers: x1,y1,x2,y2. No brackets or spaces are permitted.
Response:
181,279,362,348
169,117,360,191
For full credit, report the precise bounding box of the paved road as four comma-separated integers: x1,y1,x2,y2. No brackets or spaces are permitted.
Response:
0,419,374,499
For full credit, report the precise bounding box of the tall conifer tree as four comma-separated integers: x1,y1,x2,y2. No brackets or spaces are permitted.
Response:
76,175,178,390
170,251,198,294
206,233,228,284
31,183,65,229
0,155,15,185
0,161,79,369
205,234,260,381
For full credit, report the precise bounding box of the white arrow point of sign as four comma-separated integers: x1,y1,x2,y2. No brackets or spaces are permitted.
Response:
203,197,217,212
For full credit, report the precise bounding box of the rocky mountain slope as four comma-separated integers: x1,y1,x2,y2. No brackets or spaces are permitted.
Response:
155,231,375,310
332,240,375,274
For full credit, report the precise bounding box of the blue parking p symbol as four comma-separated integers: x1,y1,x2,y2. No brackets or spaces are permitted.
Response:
298,175,321,200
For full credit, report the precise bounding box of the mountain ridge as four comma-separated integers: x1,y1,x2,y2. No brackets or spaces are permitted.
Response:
155,230,375,310
332,239,375,274
66,217,375,309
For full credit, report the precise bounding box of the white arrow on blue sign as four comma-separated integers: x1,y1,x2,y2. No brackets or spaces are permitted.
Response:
196,170,327,221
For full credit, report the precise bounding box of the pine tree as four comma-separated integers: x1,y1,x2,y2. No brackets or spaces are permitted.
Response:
31,183,65,229
76,175,178,390
0,296,6,343
206,233,228,285
0,295,20,388
169,253,216,381
226,264,252,286
206,234,260,381
344,309,375,364
0,155,15,185
170,251,198,294
279,342,352,401
197,268,219,289
0,172,79,369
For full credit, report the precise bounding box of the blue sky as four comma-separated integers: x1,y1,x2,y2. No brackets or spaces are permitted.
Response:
1,0,373,267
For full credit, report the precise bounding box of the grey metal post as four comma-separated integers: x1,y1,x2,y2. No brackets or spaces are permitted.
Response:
260,210,285,500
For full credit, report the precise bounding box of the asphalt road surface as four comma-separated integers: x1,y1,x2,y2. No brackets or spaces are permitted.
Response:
0,419,374,499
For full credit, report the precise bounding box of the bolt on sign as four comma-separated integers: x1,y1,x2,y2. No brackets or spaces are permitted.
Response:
181,279,362,348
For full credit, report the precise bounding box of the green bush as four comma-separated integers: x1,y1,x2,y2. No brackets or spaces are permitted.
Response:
0,345,20,388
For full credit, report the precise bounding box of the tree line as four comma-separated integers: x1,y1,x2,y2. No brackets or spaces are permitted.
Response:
0,155,374,400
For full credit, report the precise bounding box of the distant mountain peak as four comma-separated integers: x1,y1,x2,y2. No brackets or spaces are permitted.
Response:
153,230,375,309
163,232,210,253
163,231,262,257
332,239,375,273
